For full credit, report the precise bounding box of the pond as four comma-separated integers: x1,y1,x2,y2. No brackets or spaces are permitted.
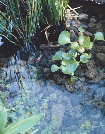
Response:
1,1,105,134
0,55,105,134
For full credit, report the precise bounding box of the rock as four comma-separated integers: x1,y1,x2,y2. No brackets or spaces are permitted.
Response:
102,95,105,102
28,56,35,65
79,13,88,21
88,23,96,28
39,58,48,66
96,45,105,53
85,69,98,79
96,53,105,62
89,17,97,23
44,68,50,73
96,22,103,30
70,30,77,42
80,22,88,30
40,44,46,50
84,31,93,36
71,20,80,27
65,19,72,28
65,80,75,92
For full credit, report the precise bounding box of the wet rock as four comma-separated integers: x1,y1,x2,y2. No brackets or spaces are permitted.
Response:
65,80,75,92
70,30,77,42
80,22,88,30
85,60,98,79
71,20,80,27
96,53,105,62
40,44,46,50
88,23,96,28
102,95,105,102
27,56,35,65
68,26,78,34
54,74,63,84
65,19,72,28
84,31,93,36
51,104,65,130
85,69,98,79
96,45,105,53
16,59,26,66
44,68,50,73
79,13,88,21
96,22,103,31
39,58,47,66
89,17,97,23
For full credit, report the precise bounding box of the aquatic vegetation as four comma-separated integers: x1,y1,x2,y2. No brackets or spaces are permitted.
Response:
0,100,43,134
0,0,69,46
51,26,105,80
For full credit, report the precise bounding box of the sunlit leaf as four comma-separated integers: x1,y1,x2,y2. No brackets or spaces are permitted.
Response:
51,64,59,72
71,42,79,49
61,60,72,66
80,55,88,63
84,36,93,50
58,31,70,45
78,47,85,53
61,63,77,74
68,49,76,56
62,52,71,60
94,32,104,41
82,53,91,58
70,76,78,82
0,103,8,134
5,114,44,134
78,35,84,45
78,26,85,33
52,51,62,60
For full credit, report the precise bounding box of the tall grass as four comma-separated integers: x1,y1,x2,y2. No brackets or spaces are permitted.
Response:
0,0,69,46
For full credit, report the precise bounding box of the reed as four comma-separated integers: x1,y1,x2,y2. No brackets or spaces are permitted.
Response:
0,0,69,46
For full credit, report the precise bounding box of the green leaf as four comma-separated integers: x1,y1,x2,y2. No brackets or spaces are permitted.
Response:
84,36,90,45
78,47,85,53
51,64,59,72
69,50,77,58
80,55,88,63
58,31,70,45
70,76,78,82
0,103,8,134
78,26,85,33
71,42,79,50
62,52,71,60
83,36,93,50
94,32,104,41
69,49,76,55
78,35,84,45
0,111,7,134
52,51,62,60
4,114,44,134
82,53,91,58
61,60,72,66
61,63,77,74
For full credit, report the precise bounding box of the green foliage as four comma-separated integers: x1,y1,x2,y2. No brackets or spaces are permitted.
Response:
0,0,69,46
58,31,70,45
51,26,105,79
0,100,43,134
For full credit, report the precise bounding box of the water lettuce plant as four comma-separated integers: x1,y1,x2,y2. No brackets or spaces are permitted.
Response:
51,26,105,79
0,101,43,134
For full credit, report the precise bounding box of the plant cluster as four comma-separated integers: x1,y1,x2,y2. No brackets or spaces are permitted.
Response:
51,26,105,80
0,0,69,46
